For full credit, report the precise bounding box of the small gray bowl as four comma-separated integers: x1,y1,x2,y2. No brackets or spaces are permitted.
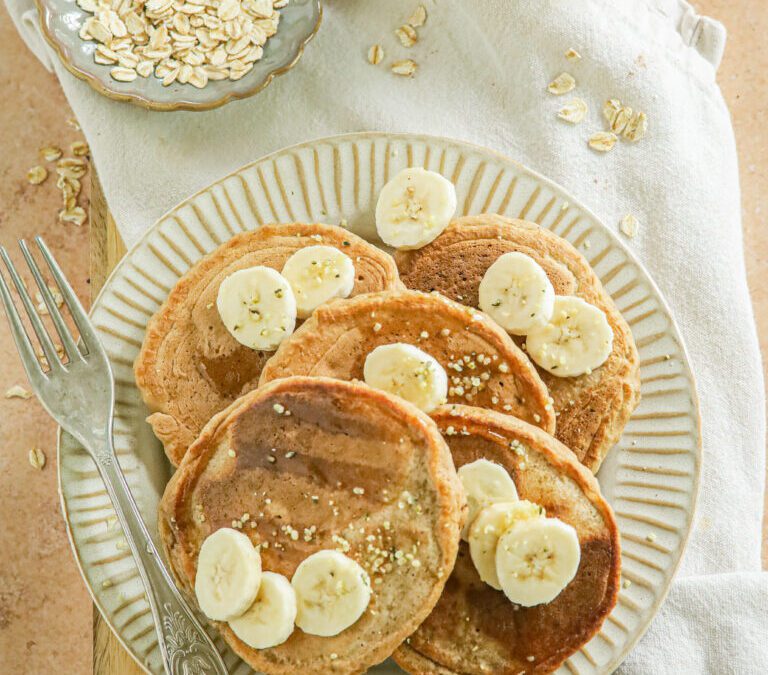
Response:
35,0,322,111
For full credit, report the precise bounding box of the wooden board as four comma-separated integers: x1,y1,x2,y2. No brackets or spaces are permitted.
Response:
89,171,140,675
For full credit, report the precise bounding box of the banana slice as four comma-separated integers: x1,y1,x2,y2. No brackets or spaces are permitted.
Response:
281,245,355,318
468,501,544,590
195,528,262,621
291,549,371,637
478,252,555,335
525,296,613,377
217,266,297,351
375,167,457,250
229,572,297,649
457,459,519,541
363,343,448,413
496,517,581,606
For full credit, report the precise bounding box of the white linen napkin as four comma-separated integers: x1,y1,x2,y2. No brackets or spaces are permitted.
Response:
6,0,765,670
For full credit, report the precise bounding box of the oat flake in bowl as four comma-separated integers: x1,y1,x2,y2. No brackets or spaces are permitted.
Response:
36,0,321,110
80,0,285,87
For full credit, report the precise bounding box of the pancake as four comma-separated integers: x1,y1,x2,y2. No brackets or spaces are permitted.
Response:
134,223,402,465
159,376,464,675
259,289,556,433
395,215,640,472
394,405,621,674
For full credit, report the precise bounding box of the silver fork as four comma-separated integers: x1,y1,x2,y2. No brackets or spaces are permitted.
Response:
0,237,228,675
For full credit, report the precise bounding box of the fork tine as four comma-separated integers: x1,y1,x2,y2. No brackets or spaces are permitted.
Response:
0,260,46,386
34,237,102,356
0,246,60,367
19,240,82,362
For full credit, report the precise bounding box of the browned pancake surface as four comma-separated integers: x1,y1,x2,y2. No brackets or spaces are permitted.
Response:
394,405,620,675
134,223,402,465
159,376,463,675
396,215,640,471
259,289,555,433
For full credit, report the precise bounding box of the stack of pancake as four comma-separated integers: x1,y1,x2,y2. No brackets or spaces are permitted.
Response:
136,213,638,674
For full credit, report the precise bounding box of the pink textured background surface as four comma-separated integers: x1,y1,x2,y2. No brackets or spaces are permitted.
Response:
0,1,765,672
0,19,92,675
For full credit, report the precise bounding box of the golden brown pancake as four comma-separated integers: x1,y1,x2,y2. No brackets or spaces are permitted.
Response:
134,223,402,466
159,376,464,675
259,289,556,433
394,405,621,675
396,215,640,472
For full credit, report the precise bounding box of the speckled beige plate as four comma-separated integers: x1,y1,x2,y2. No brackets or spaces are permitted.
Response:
35,0,321,111
58,132,701,674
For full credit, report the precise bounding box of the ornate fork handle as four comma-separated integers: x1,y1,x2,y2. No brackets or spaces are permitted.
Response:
94,433,228,675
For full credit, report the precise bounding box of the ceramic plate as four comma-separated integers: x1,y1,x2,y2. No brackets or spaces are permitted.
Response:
35,0,321,111
58,132,701,674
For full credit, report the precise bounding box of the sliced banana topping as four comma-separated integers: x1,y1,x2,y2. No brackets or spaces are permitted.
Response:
281,245,355,319
375,167,457,250
217,266,297,351
229,571,297,649
495,517,581,607
291,549,371,637
457,459,519,541
525,296,613,377
363,343,448,413
478,252,555,335
468,501,544,590
195,528,262,621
